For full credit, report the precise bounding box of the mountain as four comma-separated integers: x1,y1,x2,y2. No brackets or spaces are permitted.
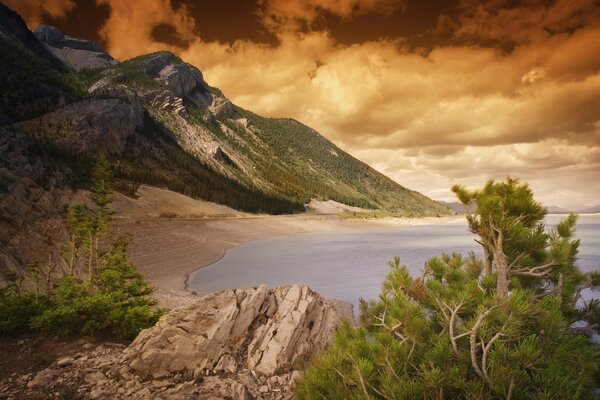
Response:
33,25,117,71
546,205,572,214
438,201,474,214
580,205,600,213
0,4,450,269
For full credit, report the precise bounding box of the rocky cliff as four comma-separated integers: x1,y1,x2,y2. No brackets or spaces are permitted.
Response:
0,285,353,399
34,25,117,71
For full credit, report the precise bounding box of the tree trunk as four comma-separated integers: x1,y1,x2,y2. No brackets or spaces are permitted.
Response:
493,246,509,300
88,232,94,280
483,245,493,276
489,228,510,300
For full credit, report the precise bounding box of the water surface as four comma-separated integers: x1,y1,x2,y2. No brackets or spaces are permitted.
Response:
189,215,600,307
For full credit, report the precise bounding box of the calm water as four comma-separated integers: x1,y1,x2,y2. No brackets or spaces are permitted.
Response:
189,215,600,307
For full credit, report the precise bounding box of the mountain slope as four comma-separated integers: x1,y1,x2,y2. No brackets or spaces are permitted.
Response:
0,3,450,218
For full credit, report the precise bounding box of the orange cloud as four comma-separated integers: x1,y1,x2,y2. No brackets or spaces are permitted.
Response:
96,0,197,60
439,0,600,46
3,0,75,28
257,0,404,32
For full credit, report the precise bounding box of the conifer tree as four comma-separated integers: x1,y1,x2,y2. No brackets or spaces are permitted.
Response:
297,178,600,399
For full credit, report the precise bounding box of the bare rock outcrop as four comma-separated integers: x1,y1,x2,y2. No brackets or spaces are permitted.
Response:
34,25,117,71
125,285,345,377
0,286,352,399
16,97,143,156
0,129,74,282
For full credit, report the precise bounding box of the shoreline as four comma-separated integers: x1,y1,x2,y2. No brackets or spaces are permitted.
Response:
112,213,463,308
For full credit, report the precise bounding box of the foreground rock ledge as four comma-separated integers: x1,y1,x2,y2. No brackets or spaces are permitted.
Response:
1,285,352,400
126,284,348,378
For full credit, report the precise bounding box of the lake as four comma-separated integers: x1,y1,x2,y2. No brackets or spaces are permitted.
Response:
189,215,600,307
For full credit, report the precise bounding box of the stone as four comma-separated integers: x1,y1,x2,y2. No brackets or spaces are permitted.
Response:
89,388,112,399
214,354,238,374
85,371,106,384
135,387,152,397
27,368,59,388
125,285,348,378
290,370,302,385
57,357,74,367
246,285,342,375
229,381,250,400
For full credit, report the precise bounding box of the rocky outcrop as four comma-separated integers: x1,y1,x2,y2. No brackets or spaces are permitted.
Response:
125,285,346,377
0,286,353,399
0,129,73,282
144,52,206,98
16,97,143,156
34,25,117,71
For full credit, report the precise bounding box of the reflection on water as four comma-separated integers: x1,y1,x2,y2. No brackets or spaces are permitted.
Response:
189,215,600,307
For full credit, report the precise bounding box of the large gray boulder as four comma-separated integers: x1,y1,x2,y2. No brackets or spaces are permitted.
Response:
125,285,349,377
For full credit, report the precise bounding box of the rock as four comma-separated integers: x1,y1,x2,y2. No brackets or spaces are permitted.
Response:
57,357,74,367
33,25,65,46
16,97,143,156
27,368,59,388
135,387,152,397
247,285,342,375
229,381,250,400
143,52,204,99
125,285,348,378
214,354,238,374
85,371,106,384
159,63,203,99
290,370,302,385
34,25,117,70
89,388,112,399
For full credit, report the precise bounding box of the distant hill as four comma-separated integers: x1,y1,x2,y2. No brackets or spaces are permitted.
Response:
438,201,475,214
546,205,572,214
580,205,600,213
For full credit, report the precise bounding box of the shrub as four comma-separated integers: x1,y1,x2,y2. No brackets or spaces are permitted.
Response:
0,157,163,339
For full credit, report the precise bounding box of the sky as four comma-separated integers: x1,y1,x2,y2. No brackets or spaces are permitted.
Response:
5,0,600,210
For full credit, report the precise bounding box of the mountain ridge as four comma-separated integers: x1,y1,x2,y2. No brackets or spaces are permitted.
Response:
0,3,450,272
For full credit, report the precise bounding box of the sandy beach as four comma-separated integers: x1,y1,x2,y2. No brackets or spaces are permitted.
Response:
110,186,461,307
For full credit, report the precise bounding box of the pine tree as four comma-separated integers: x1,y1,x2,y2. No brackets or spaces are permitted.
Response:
297,178,600,399
0,157,163,338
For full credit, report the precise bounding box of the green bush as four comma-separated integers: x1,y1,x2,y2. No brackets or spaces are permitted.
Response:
0,157,163,339
0,290,49,336
27,239,162,339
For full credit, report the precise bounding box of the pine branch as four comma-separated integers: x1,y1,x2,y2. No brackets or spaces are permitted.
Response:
470,306,496,380
482,313,511,383
511,261,555,277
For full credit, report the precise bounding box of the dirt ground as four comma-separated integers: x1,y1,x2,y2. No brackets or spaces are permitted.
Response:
0,334,107,382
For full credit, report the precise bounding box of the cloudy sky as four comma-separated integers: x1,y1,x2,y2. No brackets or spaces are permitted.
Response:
6,0,600,209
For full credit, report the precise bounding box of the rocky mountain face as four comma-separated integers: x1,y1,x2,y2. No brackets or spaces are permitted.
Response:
0,128,76,279
0,285,352,399
0,3,450,274
34,25,117,71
